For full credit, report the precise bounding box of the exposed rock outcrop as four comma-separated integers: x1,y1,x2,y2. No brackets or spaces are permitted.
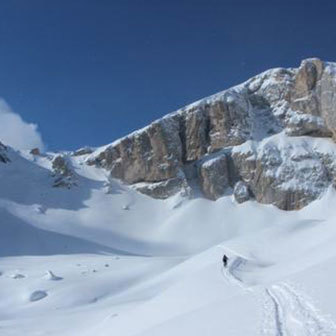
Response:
233,181,250,204
30,148,41,156
232,136,333,210
183,106,209,162
321,66,336,138
52,155,76,189
85,58,336,210
133,176,190,199
207,90,251,152
0,142,10,163
72,147,93,156
198,154,230,200
87,117,183,184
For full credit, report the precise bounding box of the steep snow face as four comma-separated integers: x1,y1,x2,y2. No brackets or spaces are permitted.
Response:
86,58,336,210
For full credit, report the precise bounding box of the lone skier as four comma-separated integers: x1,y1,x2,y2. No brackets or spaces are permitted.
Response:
222,254,228,268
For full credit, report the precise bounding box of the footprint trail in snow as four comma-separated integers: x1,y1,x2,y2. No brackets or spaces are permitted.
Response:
224,257,336,336
262,283,336,336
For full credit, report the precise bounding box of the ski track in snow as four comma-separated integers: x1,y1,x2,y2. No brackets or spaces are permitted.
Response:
264,288,286,336
222,257,246,288
263,283,336,336
225,257,336,336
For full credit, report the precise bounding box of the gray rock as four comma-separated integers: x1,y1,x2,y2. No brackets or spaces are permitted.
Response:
291,58,323,102
52,155,76,189
52,155,71,175
207,90,251,152
246,59,331,138
199,153,230,200
285,112,332,137
72,147,93,156
30,148,41,156
133,176,190,199
233,181,250,204
88,116,183,184
320,64,336,138
232,137,331,210
232,148,257,184
249,67,294,109
0,142,9,163
183,106,209,162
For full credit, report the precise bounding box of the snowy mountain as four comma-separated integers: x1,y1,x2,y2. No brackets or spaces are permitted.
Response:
2,58,336,335
87,58,336,210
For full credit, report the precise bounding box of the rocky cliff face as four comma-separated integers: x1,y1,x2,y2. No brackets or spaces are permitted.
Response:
86,58,336,210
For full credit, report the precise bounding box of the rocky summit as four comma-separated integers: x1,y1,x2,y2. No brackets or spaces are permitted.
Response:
4,58,332,211
83,58,336,210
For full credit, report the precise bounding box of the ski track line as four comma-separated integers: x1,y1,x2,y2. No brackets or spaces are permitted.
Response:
223,257,336,336
265,283,336,336
264,288,286,336
222,257,247,289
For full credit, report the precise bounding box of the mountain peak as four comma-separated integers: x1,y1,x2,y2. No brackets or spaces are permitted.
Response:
84,58,336,210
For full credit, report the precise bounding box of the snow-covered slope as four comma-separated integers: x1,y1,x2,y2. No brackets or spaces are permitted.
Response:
1,142,336,336
3,58,336,335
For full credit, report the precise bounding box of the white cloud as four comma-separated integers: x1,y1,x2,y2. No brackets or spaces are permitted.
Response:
0,99,45,151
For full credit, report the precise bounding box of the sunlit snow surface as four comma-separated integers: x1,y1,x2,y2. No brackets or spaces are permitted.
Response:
1,148,336,335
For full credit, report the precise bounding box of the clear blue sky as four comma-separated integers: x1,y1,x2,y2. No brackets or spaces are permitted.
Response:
1,0,335,150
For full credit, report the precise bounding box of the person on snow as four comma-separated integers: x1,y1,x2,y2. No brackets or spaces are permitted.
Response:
222,254,228,268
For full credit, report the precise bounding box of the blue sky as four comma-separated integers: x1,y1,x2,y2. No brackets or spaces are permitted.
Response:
0,0,335,150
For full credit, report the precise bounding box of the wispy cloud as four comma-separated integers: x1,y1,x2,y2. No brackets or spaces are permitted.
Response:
0,99,45,151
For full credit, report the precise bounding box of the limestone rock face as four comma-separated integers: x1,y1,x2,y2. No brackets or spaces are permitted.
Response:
286,59,332,137
198,154,230,200
232,136,333,210
291,58,324,111
285,114,331,137
87,117,183,184
86,58,336,210
207,90,251,152
183,106,209,162
321,66,336,138
246,59,331,138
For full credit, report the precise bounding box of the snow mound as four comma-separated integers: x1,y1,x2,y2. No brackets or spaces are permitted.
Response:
45,270,63,281
29,290,48,302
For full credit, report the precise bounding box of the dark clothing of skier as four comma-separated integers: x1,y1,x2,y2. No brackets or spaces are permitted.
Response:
223,254,228,268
